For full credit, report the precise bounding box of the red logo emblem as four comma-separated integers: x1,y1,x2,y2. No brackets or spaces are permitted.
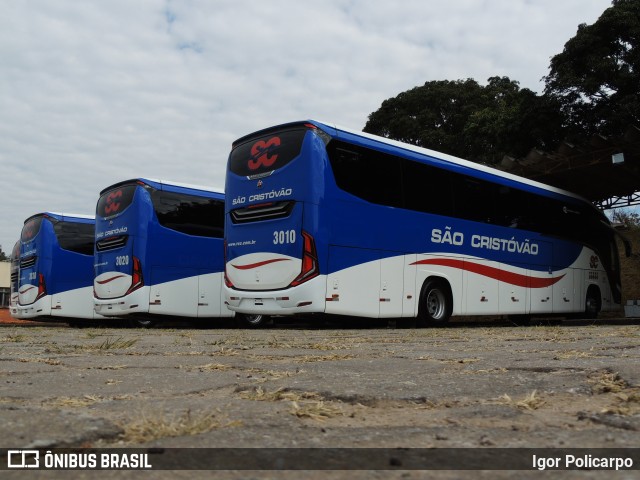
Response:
248,136,281,171
105,189,123,214
590,255,599,269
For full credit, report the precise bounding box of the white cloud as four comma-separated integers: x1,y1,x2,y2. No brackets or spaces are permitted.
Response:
0,0,611,254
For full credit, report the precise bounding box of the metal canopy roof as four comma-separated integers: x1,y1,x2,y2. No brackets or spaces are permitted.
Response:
499,125,640,209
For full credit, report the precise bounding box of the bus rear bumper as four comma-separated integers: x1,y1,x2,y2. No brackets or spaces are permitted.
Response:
14,296,52,319
94,287,149,316
224,276,326,316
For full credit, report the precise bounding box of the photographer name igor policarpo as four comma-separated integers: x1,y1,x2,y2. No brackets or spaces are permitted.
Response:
533,454,634,471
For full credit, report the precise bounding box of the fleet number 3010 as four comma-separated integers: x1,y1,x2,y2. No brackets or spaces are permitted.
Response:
273,230,296,245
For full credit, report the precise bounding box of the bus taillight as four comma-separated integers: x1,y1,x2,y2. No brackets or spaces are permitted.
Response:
35,273,47,301
290,231,319,287
126,257,144,295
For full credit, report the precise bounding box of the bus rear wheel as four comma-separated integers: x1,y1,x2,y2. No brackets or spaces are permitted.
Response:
585,286,601,319
419,279,452,326
236,313,269,328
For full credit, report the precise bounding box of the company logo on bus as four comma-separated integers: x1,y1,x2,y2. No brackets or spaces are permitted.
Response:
248,137,281,171
104,189,123,215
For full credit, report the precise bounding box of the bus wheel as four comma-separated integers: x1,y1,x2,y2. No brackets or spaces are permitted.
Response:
236,313,269,328
419,279,452,326
585,286,601,319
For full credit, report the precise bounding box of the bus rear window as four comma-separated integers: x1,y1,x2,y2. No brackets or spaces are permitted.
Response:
54,221,95,255
96,185,137,218
21,216,43,243
229,128,307,177
150,190,225,238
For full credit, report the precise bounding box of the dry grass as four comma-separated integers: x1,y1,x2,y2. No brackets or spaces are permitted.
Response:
589,371,627,394
238,387,322,402
17,357,62,365
179,362,232,372
290,401,344,420
44,395,103,408
96,337,139,350
3,334,26,343
238,387,344,421
117,409,240,444
588,370,640,416
553,349,600,360
498,390,546,410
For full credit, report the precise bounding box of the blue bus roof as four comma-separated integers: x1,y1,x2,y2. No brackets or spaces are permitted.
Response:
99,178,224,199
234,119,593,207
24,212,95,225
310,120,590,203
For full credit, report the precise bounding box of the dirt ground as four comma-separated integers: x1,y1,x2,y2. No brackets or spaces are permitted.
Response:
0,311,638,479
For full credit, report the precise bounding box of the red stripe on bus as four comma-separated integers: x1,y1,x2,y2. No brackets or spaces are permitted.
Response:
411,258,565,288
231,258,291,270
96,275,127,285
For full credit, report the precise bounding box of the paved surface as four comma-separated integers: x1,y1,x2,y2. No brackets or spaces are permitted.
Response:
0,316,638,479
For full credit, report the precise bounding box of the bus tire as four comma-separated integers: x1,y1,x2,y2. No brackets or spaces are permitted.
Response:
585,286,601,319
236,313,269,328
418,279,452,326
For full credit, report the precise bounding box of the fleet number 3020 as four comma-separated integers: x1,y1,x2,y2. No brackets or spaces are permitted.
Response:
115,255,130,266
273,230,296,245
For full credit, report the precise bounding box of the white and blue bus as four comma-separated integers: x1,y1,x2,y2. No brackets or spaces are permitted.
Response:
9,240,20,316
15,213,100,321
93,178,260,327
224,120,626,325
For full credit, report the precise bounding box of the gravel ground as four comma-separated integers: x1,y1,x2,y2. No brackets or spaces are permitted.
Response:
0,315,638,479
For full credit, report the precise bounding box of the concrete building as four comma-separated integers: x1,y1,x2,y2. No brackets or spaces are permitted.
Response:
0,261,9,308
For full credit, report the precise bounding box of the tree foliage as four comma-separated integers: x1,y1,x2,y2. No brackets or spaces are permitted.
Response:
0,246,7,262
364,77,563,165
365,1,640,164
544,0,640,139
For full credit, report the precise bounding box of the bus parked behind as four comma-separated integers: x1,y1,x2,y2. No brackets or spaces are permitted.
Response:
93,178,260,326
15,213,99,321
9,240,19,316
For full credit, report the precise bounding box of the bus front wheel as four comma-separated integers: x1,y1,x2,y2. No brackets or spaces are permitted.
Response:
236,313,269,328
418,279,453,326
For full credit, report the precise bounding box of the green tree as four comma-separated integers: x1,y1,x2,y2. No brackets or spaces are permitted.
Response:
364,77,563,165
544,0,640,139
0,246,7,262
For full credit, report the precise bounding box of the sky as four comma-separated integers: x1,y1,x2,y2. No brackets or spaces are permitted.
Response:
0,0,613,256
